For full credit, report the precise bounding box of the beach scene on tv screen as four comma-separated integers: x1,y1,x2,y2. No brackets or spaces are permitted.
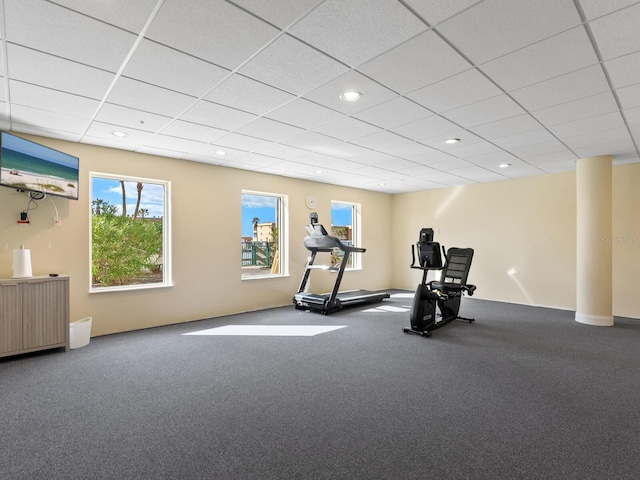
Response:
1,136,78,198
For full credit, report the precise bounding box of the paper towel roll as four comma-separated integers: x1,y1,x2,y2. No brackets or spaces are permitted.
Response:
12,246,33,278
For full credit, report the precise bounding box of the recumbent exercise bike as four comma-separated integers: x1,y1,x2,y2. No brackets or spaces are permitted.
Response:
403,228,477,337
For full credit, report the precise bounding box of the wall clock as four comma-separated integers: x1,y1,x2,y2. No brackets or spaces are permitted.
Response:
306,196,317,209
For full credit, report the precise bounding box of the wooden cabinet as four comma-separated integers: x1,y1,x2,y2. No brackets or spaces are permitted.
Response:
0,275,69,358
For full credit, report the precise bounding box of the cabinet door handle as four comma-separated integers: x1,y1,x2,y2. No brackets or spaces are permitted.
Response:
1,283,19,287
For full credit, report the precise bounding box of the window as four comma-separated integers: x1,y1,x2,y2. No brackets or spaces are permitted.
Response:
90,173,171,291
241,190,287,279
330,201,361,269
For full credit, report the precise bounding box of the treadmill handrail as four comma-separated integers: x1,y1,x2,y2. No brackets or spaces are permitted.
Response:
302,226,365,254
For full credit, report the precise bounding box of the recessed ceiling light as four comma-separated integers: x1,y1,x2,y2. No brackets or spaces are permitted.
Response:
340,91,363,102
215,150,226,156
378,182,386,186
444,138,460,144
315,170,323,174
499,163,511,168
112,131,128,137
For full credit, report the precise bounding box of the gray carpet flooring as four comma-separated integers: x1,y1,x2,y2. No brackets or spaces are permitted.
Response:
1,291,639,479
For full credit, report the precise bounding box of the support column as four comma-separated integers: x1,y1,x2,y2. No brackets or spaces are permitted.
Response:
575,155,613,326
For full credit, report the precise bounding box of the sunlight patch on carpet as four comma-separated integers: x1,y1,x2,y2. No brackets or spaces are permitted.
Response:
390,293,414,299
362,304,410,313
183,325,347,336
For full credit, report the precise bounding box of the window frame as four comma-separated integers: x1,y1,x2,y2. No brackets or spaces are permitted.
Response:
89,171,172,293
241,189,288,280
330,200,362,270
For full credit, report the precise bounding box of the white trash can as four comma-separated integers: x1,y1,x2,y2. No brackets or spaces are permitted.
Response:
70,317,92,349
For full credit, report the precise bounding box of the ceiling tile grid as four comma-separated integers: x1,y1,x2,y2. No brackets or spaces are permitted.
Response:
0,0,638,194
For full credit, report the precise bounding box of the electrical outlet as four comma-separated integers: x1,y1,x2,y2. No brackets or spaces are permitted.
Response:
53,218,62,227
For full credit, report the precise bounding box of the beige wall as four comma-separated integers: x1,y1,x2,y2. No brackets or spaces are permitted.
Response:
0,134,392,335
392,164,640,319
2,134,639,335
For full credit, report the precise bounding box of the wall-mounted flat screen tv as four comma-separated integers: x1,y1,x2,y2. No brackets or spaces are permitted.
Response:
0,131,79,200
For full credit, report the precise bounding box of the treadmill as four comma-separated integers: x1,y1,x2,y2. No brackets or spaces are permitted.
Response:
293,218,390,314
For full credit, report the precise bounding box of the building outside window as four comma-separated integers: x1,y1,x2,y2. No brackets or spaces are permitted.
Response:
241,190,287,278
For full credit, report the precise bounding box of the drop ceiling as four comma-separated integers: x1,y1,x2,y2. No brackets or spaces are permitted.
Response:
1,0,639,194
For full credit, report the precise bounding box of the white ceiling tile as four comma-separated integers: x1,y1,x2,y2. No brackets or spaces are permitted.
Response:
419,129,484,150
234,153,284,168
84,121,155,145
605,51,640,89
510,65,610,112
390,115,460,142
533,91,620,126
352,97,433,129
288,0,426,67
294,152,344,167
6,44,114,99
11,104,90,134
122,39,230,97
147,0,279,69
446,141,501,158
12,124,82,143
143,134,209,154
5,0,136,72
464,150,520,166
235,118,304,142
407,68,502,113
588,3,640,60
312,117,380,141
548,112,627,139
625,106,640,125
383,141,440,158
572,138,637,159
304,70,397,115
437,0,581,64
480,27,599,91
179,100,256,130
47,0,160,33
350,131,411,151
135,145,188,158
492,162,545,179
470,114,542,140
95,104,172,133
198,144,247,160
347,151,404,166
509,140,573,158
422,171,476,185
204,74,296,115
491,129,558,150
358,31,472,94
562,126,633,149
281,131,361,158
214,133,271,152
444,94,526,128
579,0,640,20
239,35,350,95
160,120,228,143
429,158,475,171
265,99,343,129
522,150,578,169
617,84,640,109
107,77,197,118
403,0,483,26
230,0,323,27
253,143,309,160
447,165,507,182
322,158,372,171
371,158,420,171
8,81,99,119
